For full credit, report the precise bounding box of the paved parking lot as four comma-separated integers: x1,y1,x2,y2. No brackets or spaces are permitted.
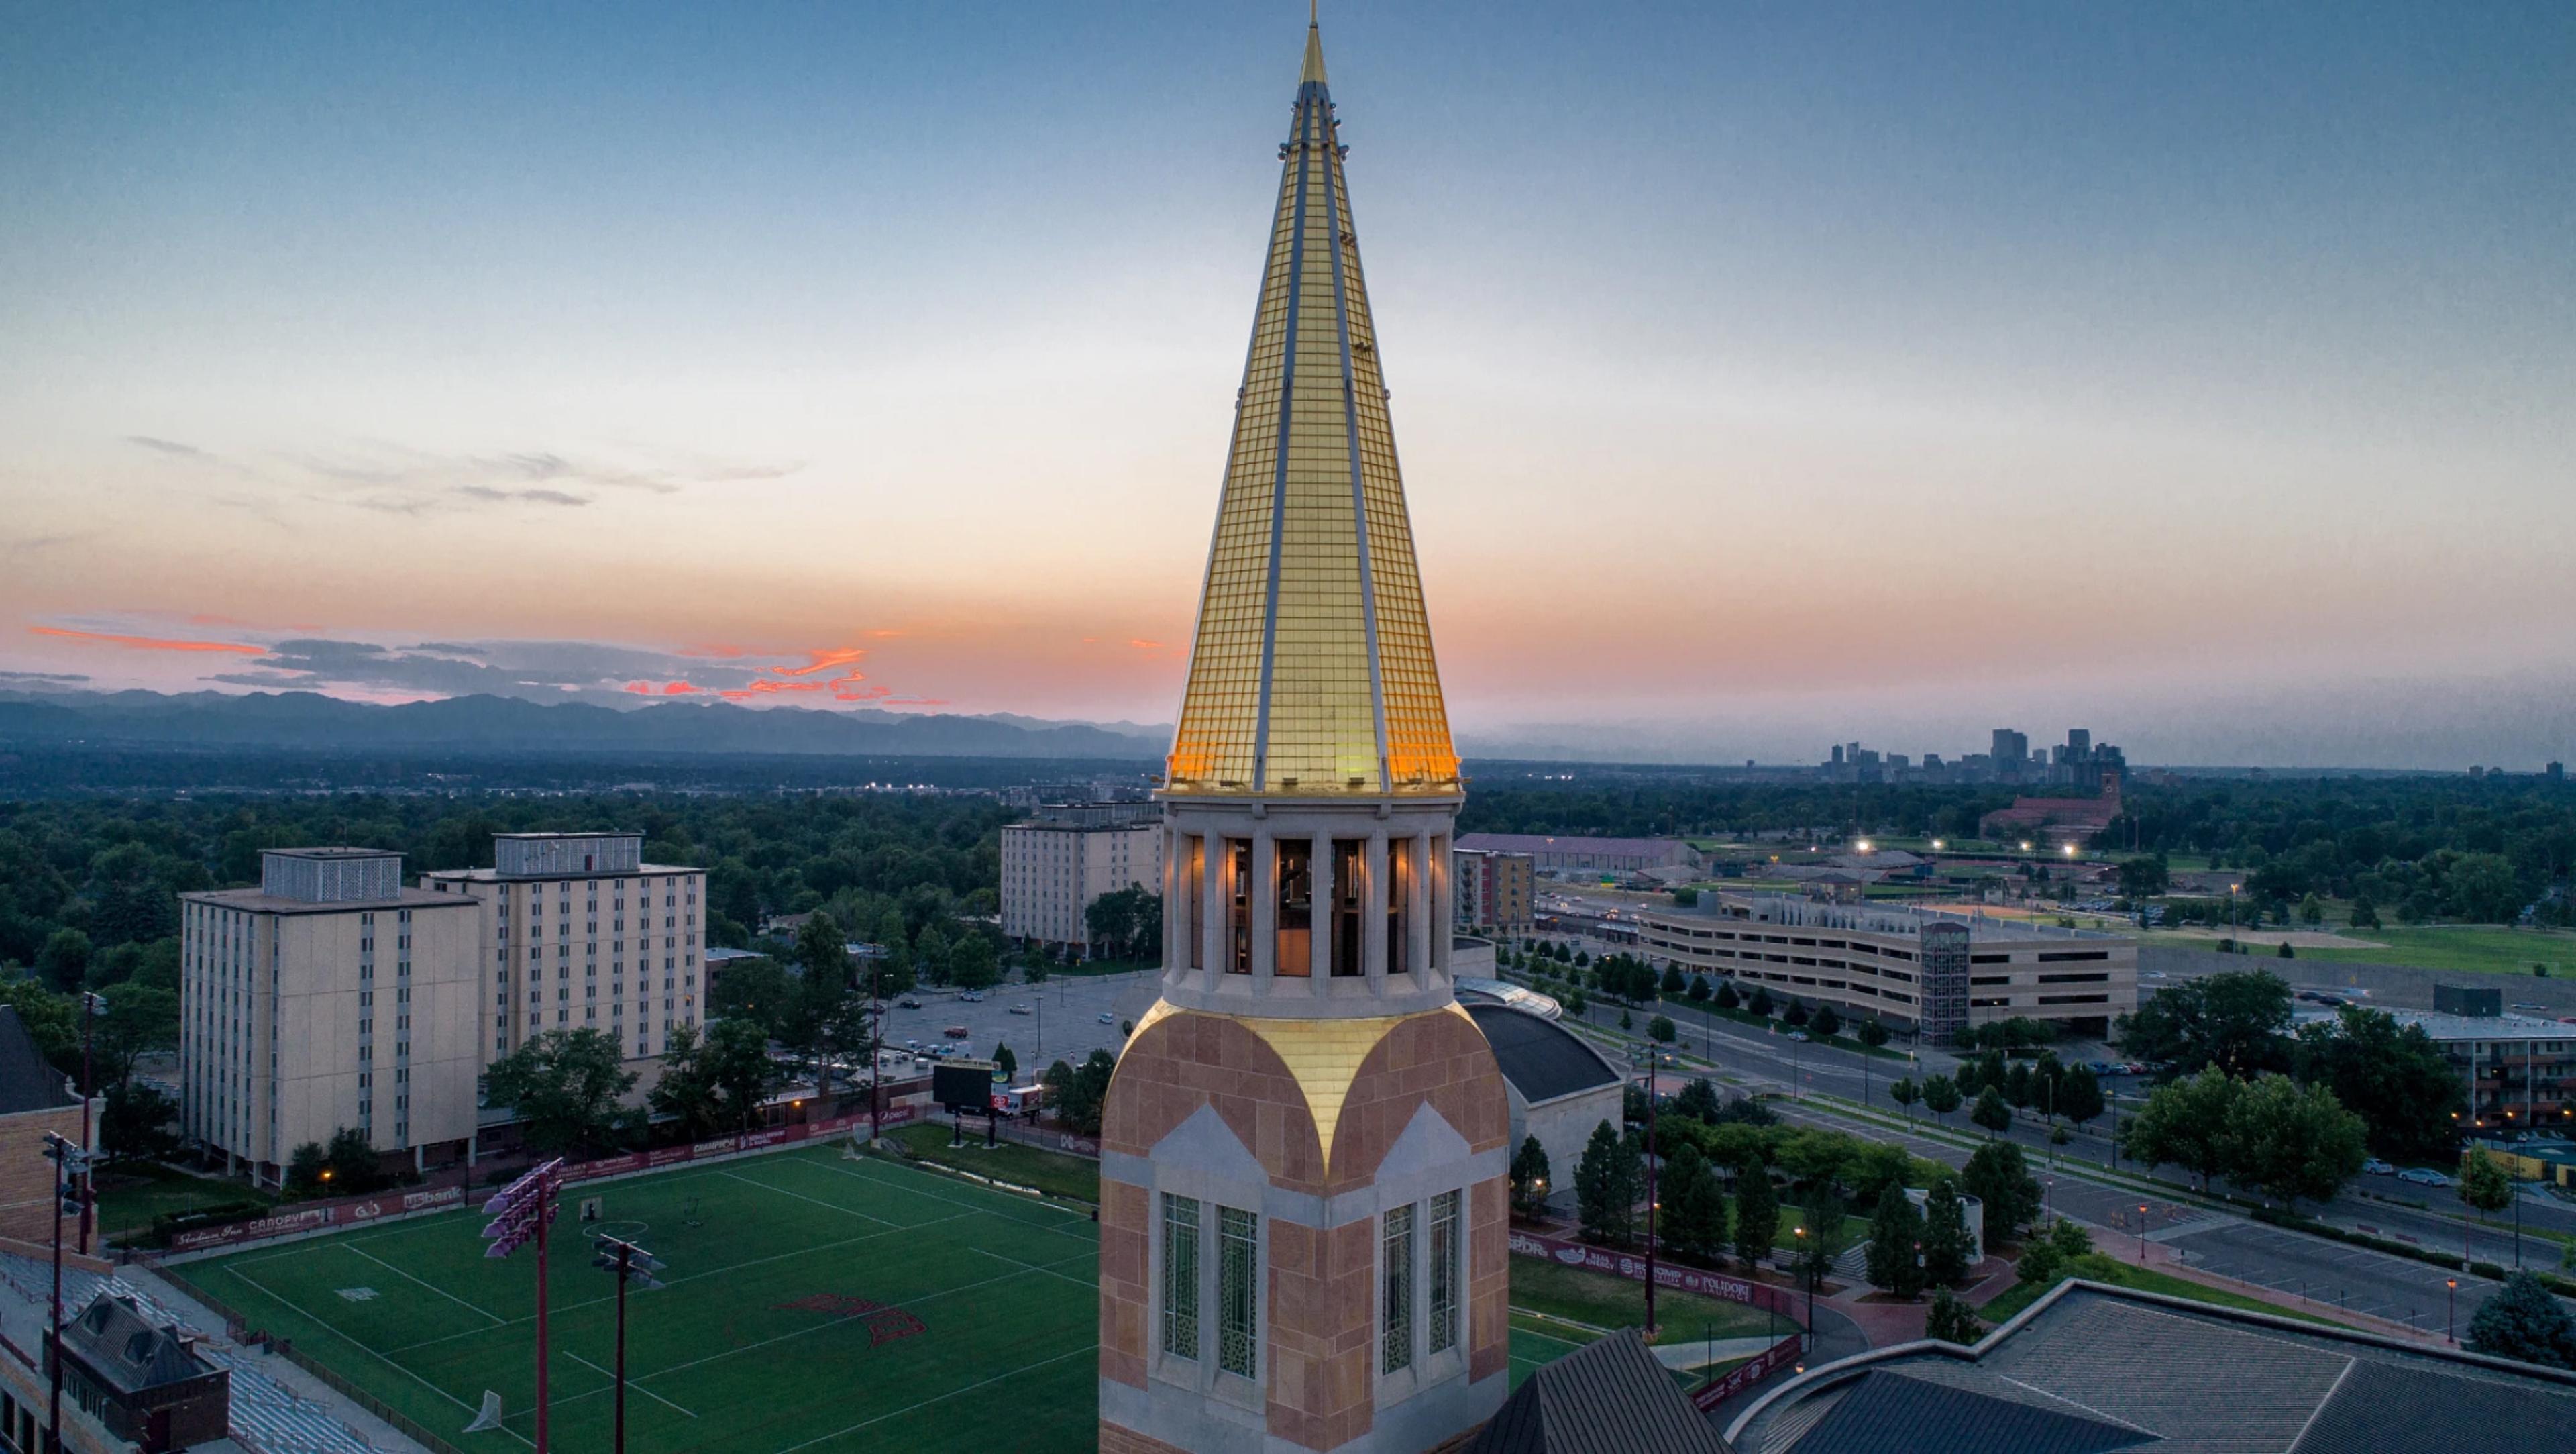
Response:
873,968,1161,1078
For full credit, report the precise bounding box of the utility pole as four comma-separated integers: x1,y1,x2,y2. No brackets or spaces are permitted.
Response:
42,1133,90,1454
1642,1067,1659,1337
592,1235,665,1454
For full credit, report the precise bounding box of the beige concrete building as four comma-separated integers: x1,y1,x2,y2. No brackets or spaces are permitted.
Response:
1635,892,2137,1042
180,849,482,1184
1451,849,1534,933
1000,809,1161,954
423,831,705,1067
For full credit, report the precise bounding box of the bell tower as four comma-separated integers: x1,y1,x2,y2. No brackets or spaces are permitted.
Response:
1096,15,1510,1454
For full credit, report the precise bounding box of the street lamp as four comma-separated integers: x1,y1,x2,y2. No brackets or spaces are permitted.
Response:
2446,1277,2457,1345
593,1235,667,1454
76,992,101,1255
1792,1225,1815,1354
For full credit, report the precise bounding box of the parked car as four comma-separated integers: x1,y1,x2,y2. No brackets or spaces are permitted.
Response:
1786,1031,1809,1042
1009,1004,1033,1015
943,1025,970,1039
897,997,922,1009
1098,1011,1116,1024
2364,1159,2394,1175
961,990,985,1002
904,1038,922,1050
2397,1167,2453,1187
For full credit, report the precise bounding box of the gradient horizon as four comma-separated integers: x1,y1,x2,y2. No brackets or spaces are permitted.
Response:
3,3,2569,767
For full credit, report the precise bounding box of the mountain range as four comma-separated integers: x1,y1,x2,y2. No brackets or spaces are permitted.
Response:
0,689,1168,760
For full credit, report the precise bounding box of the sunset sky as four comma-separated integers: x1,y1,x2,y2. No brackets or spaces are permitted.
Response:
3,3,2570,766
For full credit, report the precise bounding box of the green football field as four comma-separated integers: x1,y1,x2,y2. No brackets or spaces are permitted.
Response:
174,1145,1102,1454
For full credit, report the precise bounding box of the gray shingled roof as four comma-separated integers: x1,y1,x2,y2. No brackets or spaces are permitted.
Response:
1466,1327,1733,1454
1733,1284,2576,1454
1465,1002,1623,1105
59,1292,211,1392
0,1005,76,1114
1784,1371,2155,1454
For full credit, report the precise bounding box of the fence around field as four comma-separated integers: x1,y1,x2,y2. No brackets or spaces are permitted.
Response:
1507,1228,1801,1317
162,1104,923,1258
1690,1333,1805,1410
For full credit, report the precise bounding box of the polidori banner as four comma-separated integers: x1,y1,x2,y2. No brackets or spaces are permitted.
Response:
168,1104,926,1254
1506,1228,1799,1317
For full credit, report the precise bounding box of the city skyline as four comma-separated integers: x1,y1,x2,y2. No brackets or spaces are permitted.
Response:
4,3,2571,769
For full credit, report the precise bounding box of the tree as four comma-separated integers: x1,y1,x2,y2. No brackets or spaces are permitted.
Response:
1792,1187,1848,1285
1747,986,1774,1017
1920,1179,1975,1286
2116,856,2169,898
1865,1184,1927,1298
2112,970,2292,1077
1686,974,1711,1004
1889,1077,1921,1118
1575,1120,1642,1247
2004,1061,2035,1110
1961,1141,2041,1249
2466,1271,2576,1369
95,983,179,1088
1619,1008,1634,1033
285,1141,330,1196
1921,1074,1962,1125
482,1029,639,1155
1510,1135,1553,1215
2123,1068,2245,1193
2221,1074,2367,1214
1674,1077,1723,1123
323,1126,385,1193
949,931,1002,992
1925,1288,1982,1345
2297,892,2324,927
2349,895,2381,929
1856,1019,1892,1051
1733,1165,1780,1269
2291,1006,2467,1163
2057,1064,2105,1131
2460,1153,2515,1267
1715,981,1742,1011
1971,1086,2012,1137
1049,1050,1117,1137
1648,1014,1676,1043
34,928,91,995
1662,1143,1729,1265
1660,964,1686,997
100,1081,178,1163
709,955,797,1039
991,1041,1018,1081
1810,1004,1843,1040
1783,1000,1811,1029
2275,939,2294,959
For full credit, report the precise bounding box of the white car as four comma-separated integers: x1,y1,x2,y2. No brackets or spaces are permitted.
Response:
2363,1159,2394,1175
1009,1004,1033,1015
1098,1011,1116,1024
2396,1167,2453,1187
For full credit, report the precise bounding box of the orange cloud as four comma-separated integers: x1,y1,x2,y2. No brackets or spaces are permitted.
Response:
772,645,869,678
622,680,654,694
662,680,699,695
30,625,264,655
1127,638,1167,651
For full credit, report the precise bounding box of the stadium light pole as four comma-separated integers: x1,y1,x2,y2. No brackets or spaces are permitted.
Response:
594,1235,665,1454
42,1132,91,1454
483,1159,565,1454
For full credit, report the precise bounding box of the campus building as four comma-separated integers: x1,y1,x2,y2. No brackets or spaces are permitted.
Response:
1633,892,2139,1041
0,1005,93,1248
1101,19,1510,1453
1000,805,1163,953
2293,1005,2575,1135
423,831,706,1067
1451,849,1535,932
180,849,482,1184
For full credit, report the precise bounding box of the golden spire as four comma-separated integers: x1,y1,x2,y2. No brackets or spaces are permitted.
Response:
1165,18,1458,800
1301,5,1327,85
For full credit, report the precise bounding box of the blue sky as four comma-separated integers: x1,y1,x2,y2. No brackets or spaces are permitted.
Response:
2,3,2569,764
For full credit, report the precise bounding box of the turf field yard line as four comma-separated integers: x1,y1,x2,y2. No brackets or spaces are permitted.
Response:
343,1242,505,1324
227,1266,533,1449
566,1351,696,1417
383,1210,984,1355
969,1244,1096,1290
767,1343,1097,1454
796,1155,1099,1243
711,1169,898,1227
512,1244,1103,1422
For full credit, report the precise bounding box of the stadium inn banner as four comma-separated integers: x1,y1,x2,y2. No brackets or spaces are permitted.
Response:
168,1106,920,1254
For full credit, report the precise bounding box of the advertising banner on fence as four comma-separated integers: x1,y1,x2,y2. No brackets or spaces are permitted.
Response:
1505,1229,1797,1316
174,1105,927,1251
172,1185,465,1253
1691,1334,1805,1410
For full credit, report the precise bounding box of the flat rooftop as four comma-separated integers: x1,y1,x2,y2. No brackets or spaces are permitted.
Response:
1651,891,2132,947
182,885,470,915
2292,1005,2576,1043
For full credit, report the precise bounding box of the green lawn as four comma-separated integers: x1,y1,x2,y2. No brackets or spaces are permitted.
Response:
173,1144,1101,1454
93,1163,274,1246
1506,1255,1779,1353
1978,1252,2352,1329
2215,923,2576,979
883,1122,1102,1204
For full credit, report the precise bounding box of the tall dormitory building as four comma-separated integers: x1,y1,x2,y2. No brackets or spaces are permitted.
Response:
423,831,706,1066
180,849,480,1184
1000,802,1164,953
1098,19,1510,1454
